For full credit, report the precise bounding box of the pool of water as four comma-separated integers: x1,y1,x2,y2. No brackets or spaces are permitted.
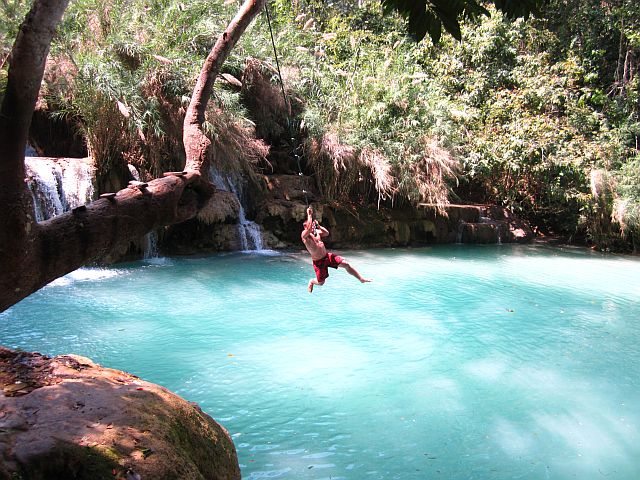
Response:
2,244,639,479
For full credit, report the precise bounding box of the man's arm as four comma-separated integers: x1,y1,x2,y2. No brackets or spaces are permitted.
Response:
301,206,314,239
317,225,329,237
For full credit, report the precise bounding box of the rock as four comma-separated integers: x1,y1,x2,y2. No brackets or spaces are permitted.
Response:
459,222,504,243
262,174,316,202
0,347,240,480
485,205,534,243
197,190,241,225
392,221,411,244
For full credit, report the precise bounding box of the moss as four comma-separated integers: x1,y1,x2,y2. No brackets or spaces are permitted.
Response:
17,441,121,480
164,407,237,480
94,445,122,464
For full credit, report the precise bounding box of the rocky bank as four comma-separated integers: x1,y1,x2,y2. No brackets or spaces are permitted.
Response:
0,347,240,480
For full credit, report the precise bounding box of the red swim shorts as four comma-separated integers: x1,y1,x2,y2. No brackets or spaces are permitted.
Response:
312,252,343,282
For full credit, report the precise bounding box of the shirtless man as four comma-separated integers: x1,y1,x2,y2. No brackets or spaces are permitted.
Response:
301,206,371,293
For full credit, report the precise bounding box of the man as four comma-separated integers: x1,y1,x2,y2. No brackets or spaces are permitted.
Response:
301,206,371,293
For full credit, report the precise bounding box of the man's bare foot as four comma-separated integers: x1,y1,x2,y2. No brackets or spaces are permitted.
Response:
308,280,314,293
360,278,372,283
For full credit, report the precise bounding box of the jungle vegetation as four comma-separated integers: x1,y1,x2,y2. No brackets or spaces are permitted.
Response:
1,0,639,252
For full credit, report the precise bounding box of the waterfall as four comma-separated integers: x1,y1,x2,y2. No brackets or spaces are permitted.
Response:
228,181,264,251
143,230,159,259
25,157,95,221
60,160,95,210
128,164,141,181
456,221,465,244
209,168,264,251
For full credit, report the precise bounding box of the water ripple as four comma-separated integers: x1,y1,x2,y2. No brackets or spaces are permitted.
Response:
1,246,639,480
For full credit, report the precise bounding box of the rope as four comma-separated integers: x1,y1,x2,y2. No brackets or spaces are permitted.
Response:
293,139,309,206
264,2,287,111
264,2,309,206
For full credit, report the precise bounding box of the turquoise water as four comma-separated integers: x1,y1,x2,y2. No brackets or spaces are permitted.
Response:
1,244,639,479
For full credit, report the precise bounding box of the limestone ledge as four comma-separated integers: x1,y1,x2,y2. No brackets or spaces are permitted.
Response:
256,200,533,249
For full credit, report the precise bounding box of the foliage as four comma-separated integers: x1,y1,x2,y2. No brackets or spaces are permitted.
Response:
613,155,640,250
0,0,30,59
2,0,639,251
263,0,638,250
381,0,547,43
34,0,261,183
0,0,32,104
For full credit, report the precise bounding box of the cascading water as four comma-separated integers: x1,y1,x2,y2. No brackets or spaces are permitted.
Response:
456,220,465,244
25,157,95,221
143,230,159,259
128,164,141,181
125,163,160,259
209,167,264,251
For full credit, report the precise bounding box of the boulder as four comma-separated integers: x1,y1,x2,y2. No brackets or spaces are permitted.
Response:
0,347,240,480
197,190,241,225
459,222,505,243
485,205,534,243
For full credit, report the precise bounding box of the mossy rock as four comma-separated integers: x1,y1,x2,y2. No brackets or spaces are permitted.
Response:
0,347,240,480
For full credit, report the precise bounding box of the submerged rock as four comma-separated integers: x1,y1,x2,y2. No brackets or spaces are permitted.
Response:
0,347,240,480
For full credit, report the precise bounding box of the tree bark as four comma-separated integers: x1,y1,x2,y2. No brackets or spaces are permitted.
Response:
184,0,267,172
1,0,266,312
1,0,70,312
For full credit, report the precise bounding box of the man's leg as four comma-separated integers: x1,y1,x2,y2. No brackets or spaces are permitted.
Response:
308,278,324,293
338,260,372,283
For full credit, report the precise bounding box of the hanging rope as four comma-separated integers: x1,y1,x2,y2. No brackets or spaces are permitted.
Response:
264,2,287,109
264,2,309,206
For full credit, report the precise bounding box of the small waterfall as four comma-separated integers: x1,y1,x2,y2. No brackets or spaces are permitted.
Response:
456,221,465,244
60,160,95,210
128,164,141,181
478,215,505,244
209,168,264,251
25,157,95,221
143,230,159,259
228,181,264,251
126,163,162,259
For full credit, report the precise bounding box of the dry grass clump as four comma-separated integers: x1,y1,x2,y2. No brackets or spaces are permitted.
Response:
612,197,630,233
307,132,359,201
307,133,458,210
241,58,302,142
359,147,395,207
132,69,189,179
612,198,639,251
590,169,608,200
608,171,639,251
82,96,135,185
207,106,270,180
587,168,616,246
401,137,459,209
42,55,78,104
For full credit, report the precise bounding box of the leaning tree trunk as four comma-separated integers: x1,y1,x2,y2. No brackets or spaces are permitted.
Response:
0,0,266,312
183,0,267,171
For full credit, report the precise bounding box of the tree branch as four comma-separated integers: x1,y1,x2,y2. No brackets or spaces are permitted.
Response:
1,0,268,312
1,173,213,311
184,0,266,171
